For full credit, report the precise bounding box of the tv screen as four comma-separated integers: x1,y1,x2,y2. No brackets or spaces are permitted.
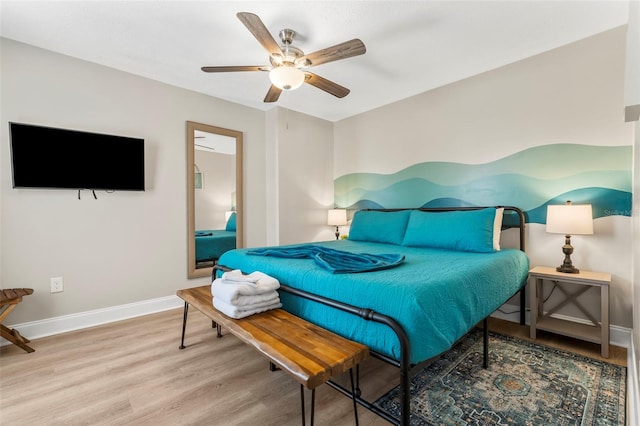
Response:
9,122,145,191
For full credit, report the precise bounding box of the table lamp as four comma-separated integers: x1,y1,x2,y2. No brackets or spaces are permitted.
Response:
545,201,593,273
327,209,347,240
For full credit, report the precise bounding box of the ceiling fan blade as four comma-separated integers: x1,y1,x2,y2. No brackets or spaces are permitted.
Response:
264,85,282,103
237,12,282,58
304,73,350,98
201,66,269,73
298,39,366,67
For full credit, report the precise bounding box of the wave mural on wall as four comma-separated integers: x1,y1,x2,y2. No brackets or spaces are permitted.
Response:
334,144,631,224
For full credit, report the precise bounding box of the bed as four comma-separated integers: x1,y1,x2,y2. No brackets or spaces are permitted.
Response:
195,212,237,263
215,206,529,425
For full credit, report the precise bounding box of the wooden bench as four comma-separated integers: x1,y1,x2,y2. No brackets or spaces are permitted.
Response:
177,285,369,425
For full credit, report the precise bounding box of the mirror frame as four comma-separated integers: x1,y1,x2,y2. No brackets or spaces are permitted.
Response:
187,121,243,279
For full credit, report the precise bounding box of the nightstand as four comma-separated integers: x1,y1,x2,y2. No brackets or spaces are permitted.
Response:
529,266,611,357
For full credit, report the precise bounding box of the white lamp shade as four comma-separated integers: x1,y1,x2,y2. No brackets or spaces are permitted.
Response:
269,66,305,90
546,204,593,235
327,209,347,226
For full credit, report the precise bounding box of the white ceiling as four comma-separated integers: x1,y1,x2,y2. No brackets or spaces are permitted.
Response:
194,129,236,155
0,1,630,122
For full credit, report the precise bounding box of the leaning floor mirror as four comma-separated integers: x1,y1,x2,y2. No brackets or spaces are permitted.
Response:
187,121,243,279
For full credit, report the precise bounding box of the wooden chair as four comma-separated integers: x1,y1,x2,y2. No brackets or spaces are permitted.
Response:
0,288,35,353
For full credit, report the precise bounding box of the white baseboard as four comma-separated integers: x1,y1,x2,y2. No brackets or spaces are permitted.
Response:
1,295,183,345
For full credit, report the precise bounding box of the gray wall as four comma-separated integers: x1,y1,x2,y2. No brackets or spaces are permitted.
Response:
0,38,267,323
273,108,335,245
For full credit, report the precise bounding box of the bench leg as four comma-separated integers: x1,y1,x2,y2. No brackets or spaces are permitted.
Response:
349,368,359,426
297,369,359,426
179,302,189,349
311,387,315,426
299,384,316,426
0,303,18,324
300,384,306,426
180,302,223,347
0,323,34,353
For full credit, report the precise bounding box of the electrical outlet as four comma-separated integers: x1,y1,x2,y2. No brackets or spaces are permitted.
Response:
50,276,63,293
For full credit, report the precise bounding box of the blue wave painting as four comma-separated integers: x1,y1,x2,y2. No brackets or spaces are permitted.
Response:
334,144,631,224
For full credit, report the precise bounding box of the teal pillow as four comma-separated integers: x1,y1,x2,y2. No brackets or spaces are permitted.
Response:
402,209,496,252
225,212,237,232
348,210,411,245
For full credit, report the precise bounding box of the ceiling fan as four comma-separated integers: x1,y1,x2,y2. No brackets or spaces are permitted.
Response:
201,12,366,103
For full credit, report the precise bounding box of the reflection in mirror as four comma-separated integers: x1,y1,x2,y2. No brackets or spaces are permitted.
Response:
187,121,243,279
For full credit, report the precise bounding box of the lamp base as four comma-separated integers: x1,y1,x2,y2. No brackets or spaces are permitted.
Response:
334,225,340,240
556,234,580,273
556,265,580,274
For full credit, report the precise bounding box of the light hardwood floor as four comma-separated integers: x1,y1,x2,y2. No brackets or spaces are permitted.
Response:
0,309,626,426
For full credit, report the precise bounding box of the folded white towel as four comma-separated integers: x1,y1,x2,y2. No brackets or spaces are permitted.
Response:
213,288,280,306
218,271,279,289
211,272,280,300
213,297,282,319
221,269,259,284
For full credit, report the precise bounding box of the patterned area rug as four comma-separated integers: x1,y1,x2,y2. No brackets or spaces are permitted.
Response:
374,330,626,425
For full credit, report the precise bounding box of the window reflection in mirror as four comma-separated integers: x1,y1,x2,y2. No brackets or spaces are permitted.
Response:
187,121,242,279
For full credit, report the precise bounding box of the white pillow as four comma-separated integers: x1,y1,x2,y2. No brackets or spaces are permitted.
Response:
493,207,504,251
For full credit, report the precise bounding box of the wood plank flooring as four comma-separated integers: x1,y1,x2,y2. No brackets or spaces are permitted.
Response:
0,309,626,425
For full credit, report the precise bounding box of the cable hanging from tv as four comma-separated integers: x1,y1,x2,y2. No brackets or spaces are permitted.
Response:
77,189,98,200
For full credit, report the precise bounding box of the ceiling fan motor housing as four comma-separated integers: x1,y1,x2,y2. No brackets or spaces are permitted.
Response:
269,29,304,67
279,28,296,45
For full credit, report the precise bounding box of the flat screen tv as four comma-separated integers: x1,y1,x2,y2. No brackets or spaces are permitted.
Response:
9,122,145,191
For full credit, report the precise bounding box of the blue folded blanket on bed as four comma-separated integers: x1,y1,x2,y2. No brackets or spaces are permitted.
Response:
247,244,405,274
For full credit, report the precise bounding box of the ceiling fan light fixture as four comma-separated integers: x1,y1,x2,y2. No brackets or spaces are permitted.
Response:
269,65,305,90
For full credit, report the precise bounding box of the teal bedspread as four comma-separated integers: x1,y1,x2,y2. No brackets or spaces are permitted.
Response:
218,240,529,364
195,230,236,262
